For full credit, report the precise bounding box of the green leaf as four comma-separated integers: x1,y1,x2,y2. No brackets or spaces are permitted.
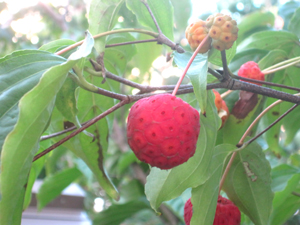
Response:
190,144,235,225
93,200,150,225
270,164,300,224
258,49,288,70
237,11,275,44
130,33,162,76
170,0,191,33
238,31,299,54
261,47,300,150
0,34,94,225
145,91,220,212
270,183,300,225
49,62,118,200
55,77,79,123
69,31,95,60
278,1,300,30
271,164,300,197
188,58,208,114
223,141,273,225
37,167,82,210
173,51,207,76
0,50,65,151
126,0,174,40
23,140,50,209
105,32,137,74
88,0,123,53
39,39,76,53
173,51,209,114
0,62,75,225
78,108,119,200
208,42,237,67
288,8,300,38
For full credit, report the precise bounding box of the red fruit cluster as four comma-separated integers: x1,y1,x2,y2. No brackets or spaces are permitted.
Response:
126,94,200,170
238,61,265,85
213,90,229,128
184,195,241,225
185,13,238,53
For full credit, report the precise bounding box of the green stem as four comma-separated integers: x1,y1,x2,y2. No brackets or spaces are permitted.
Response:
262,56,300,74
72,66,98,92
56,28,159,56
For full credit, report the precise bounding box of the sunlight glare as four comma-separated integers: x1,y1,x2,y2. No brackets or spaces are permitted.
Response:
4,0,39,14
10,12,44,34
93,198,104,213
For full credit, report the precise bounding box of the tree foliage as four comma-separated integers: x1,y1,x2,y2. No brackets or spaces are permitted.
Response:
1,0,300,225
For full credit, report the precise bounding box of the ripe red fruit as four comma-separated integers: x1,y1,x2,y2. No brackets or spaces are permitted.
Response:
126,94,200,170
238,61,265,85
184,195,241,225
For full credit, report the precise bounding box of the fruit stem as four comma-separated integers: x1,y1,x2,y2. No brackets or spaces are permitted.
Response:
263,60,300,75
172,35,210,96
220,90,233,99
262,56,300,75
219,151,237,193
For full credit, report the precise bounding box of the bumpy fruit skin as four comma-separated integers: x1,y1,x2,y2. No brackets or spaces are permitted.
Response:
206,13,238,51
186,13,238,54
213,90,229,128
238,61,265,85
184,195,241,225
185,19,212,53
127,94,200,170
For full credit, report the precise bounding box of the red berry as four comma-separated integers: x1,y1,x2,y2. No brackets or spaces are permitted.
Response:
127,94,200,170
184,195,241,225
238,61,265,85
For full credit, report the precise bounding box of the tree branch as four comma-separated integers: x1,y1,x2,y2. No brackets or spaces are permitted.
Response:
34,100,128,162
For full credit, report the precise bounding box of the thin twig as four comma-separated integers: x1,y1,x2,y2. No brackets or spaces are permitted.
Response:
220,51,230,80
34,100,128,162
85,67,191,93
141,0,162,33
233,75,300,92
208,67,224,80
55,29,159,56
243,104,298,147
292,192,300,197
105,39,157,48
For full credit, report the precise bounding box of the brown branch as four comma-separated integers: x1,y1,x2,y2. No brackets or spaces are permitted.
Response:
105,39,157,48
140,0,184,53
34,100,128,162
233,75,300,92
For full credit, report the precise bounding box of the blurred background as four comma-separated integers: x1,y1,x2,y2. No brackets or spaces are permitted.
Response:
0,0,289,58
1,0,299,224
